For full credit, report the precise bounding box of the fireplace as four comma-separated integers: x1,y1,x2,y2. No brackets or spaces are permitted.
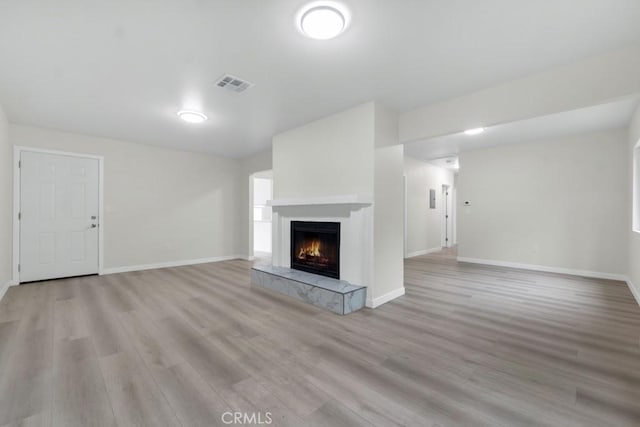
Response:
290,221,340,279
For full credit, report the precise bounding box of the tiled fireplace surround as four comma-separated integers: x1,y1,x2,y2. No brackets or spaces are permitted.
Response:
251,196,372,314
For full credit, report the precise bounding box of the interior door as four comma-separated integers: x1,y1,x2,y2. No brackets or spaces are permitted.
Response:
20,151,100,282
442,185,449,248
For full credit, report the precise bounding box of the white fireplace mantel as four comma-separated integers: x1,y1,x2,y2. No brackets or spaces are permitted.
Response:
268,194,373,208
269,194,374,293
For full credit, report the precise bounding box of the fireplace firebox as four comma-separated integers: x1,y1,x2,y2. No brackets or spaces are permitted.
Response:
290,221,340,279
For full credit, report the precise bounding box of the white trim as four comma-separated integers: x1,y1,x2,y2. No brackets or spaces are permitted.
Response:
633,138,640,233
403,174,407,258
625,277,640,306
0,282,8,302
367,286,405,308
268,194,373,207
406,247,442,258
0,281,11,302
13,146,104,160
271,206,374,290
98,156,104,274
12,146,105,284
12,148,20,283
0,279,18,302
248,173,255,260
457,257,627,281
100,255,242,275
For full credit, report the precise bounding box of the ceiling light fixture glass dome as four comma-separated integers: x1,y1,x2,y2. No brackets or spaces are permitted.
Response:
464,127,485,136
177,110,208,124
300,5,346,40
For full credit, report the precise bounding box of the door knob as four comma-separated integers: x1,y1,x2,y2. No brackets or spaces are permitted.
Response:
90,224,97,229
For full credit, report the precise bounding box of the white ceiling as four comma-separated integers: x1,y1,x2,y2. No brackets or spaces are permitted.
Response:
428,156,460,172
404,97,639,161
1,1,640,158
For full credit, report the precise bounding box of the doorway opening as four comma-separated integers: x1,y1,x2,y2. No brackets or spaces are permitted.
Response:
251,171,273,259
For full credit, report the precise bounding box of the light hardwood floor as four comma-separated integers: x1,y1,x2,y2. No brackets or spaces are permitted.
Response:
1,250,639,426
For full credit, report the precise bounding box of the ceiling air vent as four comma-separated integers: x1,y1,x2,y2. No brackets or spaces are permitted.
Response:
215,74,254,93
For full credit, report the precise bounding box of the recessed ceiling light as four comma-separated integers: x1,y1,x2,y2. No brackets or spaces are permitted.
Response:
177,110,208,124
300,5,346,40
464,127,485,136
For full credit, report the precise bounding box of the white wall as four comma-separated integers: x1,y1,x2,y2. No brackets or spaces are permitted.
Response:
273,103,375,199
0,103,11,291
399,45,640,144
375,103,399,148
458,129,628,277
404,156,455,256
10,124,241,272
373,145,405,302
271,103,377,295
372,104,405,303
271,101,405,307
628,106,640,300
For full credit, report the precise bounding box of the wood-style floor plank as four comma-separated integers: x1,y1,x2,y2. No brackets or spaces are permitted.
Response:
98,351,181,427
0,285,53,427
0,248,639,426
51,337,115,427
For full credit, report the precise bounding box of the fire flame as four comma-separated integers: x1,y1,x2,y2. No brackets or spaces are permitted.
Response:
298,240,322,258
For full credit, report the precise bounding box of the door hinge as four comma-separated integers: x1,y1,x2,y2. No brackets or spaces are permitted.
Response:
18,264,20,272
18,212,21,220
18,160,21,168
445,215,449,218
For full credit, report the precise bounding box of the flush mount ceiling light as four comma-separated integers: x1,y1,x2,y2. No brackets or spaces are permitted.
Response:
177,110,208,124
464,127,485,136
300,5,346,40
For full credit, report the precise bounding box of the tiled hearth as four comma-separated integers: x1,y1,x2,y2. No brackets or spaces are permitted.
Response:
251,265,366,315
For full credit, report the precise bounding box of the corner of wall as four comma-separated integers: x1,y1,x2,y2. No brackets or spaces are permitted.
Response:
0,103,11,291
626,276,640,306
374,102,399,148
366,286,405,308
373,144,405,306
627,103,640,301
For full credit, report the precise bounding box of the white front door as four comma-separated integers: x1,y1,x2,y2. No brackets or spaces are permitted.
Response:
20,151,100,282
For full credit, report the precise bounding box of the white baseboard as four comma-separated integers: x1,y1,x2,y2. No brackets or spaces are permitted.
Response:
406,247,442,258
0,281,9,302
100,255,243,275
457,257,627,282
625,277,640,306
253,251,272,258
0,279,17,302
366,287,405,308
